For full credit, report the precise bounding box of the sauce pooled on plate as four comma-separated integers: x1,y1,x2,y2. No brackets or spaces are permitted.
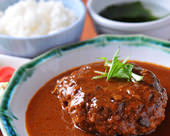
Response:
26,61,170,136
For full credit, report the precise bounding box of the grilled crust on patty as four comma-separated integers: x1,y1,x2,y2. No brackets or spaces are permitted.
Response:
52,62,168,136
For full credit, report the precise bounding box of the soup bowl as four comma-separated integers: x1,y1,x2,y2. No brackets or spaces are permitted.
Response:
0,35,170,136
87,0,170,40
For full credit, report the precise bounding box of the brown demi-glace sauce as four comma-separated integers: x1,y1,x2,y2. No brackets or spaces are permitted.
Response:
25,61,170,136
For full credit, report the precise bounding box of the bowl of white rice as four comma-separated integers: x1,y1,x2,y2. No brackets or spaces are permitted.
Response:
0,0,86,58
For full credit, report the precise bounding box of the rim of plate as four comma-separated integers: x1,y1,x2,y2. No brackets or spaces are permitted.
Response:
0,34,170,136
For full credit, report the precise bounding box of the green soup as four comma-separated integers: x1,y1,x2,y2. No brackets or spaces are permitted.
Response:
99,2,165,23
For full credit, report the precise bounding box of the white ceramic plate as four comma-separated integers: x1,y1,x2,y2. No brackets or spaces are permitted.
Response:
0,54,30,108
0,54,30,69
0,35,169,136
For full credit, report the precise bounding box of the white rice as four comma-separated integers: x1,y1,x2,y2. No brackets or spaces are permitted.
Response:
0,0,77,37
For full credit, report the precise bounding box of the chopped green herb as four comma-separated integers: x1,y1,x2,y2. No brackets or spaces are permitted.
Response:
92,47,143,82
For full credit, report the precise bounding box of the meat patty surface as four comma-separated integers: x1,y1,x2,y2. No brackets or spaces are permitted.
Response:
52,62,168,136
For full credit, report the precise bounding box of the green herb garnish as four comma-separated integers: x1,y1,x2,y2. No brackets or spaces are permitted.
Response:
92,47,143,82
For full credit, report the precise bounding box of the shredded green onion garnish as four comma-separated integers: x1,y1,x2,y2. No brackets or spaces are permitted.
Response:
92,47,143,82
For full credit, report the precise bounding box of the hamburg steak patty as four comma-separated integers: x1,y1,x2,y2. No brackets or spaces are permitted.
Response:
52,62,168,136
